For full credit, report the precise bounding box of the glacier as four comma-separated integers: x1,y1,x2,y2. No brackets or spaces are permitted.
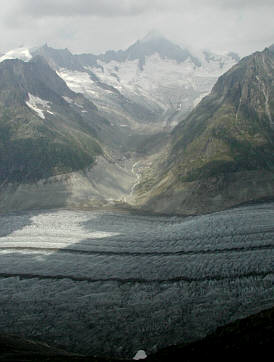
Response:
0,203,273,358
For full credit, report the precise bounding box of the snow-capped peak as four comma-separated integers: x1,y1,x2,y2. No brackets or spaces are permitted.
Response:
0,47,32,63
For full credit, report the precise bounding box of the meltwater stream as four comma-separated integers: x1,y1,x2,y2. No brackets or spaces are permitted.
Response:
0,203,273,358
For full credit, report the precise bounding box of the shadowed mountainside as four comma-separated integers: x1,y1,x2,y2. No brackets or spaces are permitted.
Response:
0,56,105,184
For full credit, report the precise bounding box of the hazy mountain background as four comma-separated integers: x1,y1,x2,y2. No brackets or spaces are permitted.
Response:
0,33,244,213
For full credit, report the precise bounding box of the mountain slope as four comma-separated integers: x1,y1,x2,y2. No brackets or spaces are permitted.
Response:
0,56,105,183
0,56,138,213
137,45,274,214
0,36,241,213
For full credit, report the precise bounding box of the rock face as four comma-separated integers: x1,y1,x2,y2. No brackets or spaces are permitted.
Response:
138,45,274,214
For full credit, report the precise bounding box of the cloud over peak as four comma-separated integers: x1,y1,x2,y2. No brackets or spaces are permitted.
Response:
0,0,273,57
17,0,160,18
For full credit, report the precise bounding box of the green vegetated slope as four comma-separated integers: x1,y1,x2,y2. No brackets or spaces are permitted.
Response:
0,57,104,183
138,45,274,214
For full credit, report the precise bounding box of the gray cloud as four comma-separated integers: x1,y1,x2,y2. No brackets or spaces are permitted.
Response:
15,0,274,19
209,0,274,9
16,0,161,18
0,0,273,57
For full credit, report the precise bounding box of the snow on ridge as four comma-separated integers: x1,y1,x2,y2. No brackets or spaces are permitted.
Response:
94,52,237,94
91,53,236,110
0,47,32,63
52,48,239,122
26,93,53,119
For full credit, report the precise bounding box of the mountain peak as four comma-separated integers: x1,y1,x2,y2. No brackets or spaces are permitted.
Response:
124,32,202,68
31,45,79,70
140,30,166,43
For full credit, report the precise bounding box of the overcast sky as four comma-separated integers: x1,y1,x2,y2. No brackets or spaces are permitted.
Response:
1,0,273,56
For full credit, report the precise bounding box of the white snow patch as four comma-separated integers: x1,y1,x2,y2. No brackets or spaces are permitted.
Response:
63,96,74,104
26,93,52,119
0,47,32,63
133,350,147,360
57,69,97,97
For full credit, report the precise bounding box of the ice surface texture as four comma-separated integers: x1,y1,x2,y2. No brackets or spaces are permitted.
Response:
0,203,273,358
